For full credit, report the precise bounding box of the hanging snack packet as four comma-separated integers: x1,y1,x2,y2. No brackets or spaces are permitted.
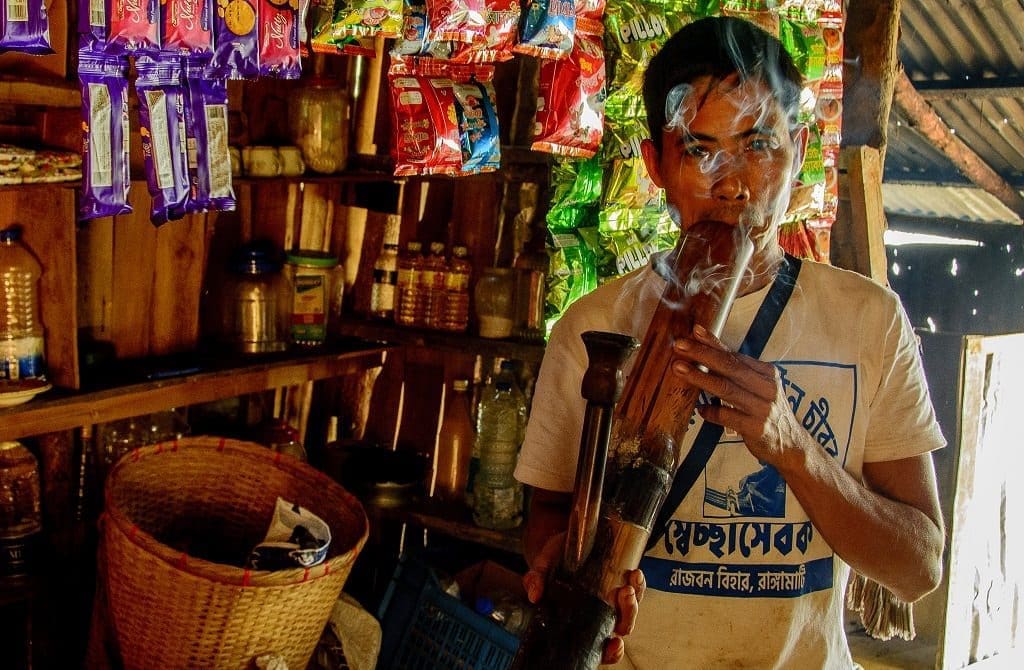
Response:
603,0,678,90
332,0,402,37
109,0,161,53
451,64,500,174
426,0,485,44
601,91,662,211
210,0,260,78
259,0,302,78
79,0,107,44
136,55,191,225
183,57,236,214
545,228,597,328
447,0,519,62
0,0,53,53
391,0,452,58
721,0,779,37
388,57,462,176
78,48,133,221
162,0,214,54
515,0,573,59
532,31,605,158
547,155,603,221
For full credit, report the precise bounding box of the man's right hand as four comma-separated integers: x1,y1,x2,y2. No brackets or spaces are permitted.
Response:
522,530,646,665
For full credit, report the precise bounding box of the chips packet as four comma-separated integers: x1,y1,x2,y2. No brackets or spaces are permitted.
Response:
447,0,519,62
601,91,663,211
451,64,500,174
332,0,402,37
78,47,133,221
109,0,161,53
515,0,573,59
545,227,597,329
209,0,260,78
388,57,462,176
161,0,214,54
391,0,452,58
182,57,236,214
532,31,605,158
259,0,302,78
603,0,691,90
427,0,485,44
136,55,191,225
547,155,603,223
0,0,54,53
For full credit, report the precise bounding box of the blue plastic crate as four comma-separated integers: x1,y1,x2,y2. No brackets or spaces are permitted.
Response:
377,556,520,670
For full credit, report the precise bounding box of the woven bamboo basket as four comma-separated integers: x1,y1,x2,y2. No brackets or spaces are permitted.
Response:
96,436,368,670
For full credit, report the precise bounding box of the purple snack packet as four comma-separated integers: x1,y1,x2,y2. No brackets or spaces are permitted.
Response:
135,54,191,225
78,0,106,45
1,0,54,54
182,56,236,214
209,0,260,79
78,45,133,222
108,0,161,54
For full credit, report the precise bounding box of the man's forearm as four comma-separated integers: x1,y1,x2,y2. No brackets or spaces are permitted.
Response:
776,442,944,602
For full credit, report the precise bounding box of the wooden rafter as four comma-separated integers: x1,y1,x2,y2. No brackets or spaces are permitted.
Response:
892,69,1024,221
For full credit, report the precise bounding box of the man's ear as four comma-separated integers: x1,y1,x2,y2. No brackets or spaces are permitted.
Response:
791,124,810,179
640,138,665,189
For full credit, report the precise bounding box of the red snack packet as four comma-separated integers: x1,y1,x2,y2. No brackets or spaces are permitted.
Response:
388,57,462,176
162,0,213,54
259,0,301,78
109,0,161,53
532,31,605,158
448,0,520,63
427,0,486,44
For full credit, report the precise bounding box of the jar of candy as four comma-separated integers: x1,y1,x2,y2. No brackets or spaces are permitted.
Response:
288,76,350,174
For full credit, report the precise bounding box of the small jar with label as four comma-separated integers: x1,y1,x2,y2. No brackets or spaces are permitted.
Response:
285,250,340,346
0,440,42,577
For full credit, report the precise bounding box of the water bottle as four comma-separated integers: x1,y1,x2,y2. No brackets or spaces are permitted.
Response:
0,227,45,382
472,361,527,529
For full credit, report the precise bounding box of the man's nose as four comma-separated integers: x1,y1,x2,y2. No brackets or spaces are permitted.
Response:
711,172,750,201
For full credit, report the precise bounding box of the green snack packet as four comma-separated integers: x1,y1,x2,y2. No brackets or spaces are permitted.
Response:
597,220,675,281
549,156,605,213
545,228,598,330
602,92,664,214
603,0,673,91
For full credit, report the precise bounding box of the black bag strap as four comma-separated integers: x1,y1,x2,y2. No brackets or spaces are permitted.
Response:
646,255,802,551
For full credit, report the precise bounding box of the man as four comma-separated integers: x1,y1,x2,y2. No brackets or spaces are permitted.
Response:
514,16,945,668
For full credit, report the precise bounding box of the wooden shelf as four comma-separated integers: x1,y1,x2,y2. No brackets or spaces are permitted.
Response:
0,342,390,442
377,498,523,555
0,75,79,108
338,318,547,364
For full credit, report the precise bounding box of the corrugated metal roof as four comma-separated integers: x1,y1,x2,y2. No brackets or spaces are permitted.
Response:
882,183,1021,225
881,0,1024,205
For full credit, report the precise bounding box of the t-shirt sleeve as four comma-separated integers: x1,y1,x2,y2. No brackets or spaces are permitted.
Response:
863,293,946,462
514,316,589,493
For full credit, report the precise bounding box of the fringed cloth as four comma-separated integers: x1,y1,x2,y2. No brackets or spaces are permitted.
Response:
845,571,916,641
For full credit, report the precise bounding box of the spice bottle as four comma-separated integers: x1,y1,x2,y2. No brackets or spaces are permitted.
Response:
0,440,42,576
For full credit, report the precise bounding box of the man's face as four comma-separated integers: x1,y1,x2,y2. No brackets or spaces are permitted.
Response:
641,75,806,257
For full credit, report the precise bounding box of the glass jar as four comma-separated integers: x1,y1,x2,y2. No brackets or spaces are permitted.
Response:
474,267,515,339
288,77,350,174
0,440,41,576
285,250,340,346
222,241,292,354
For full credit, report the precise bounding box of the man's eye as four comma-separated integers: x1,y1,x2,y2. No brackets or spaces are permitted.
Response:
748,137,777,151
685,144,710,158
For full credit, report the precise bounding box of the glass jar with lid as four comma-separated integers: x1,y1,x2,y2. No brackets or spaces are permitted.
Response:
288,74,350,174
221,240,292,354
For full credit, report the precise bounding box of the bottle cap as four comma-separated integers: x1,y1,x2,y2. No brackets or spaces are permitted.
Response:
496,381,512,392
286,249,339,268
429,241,445,255
474,596,495,616
453,245,468,257
407,241,423,253
0,226,23,243
230,240,284,275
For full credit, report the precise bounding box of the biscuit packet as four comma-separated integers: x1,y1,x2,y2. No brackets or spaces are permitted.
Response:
109,0,161,54
447,0,519,63
1,0,54,54
79,0,107,44
515,0,574,60
78,47,133,221
183,57,236,214
161,0,214,54
388,57,462,176
259,0,302,77
136,55,191,225
451,64,500,174
427,0,485,44
391,0,452,58
532,30,605,158
210,0,260,78
331,0,402,38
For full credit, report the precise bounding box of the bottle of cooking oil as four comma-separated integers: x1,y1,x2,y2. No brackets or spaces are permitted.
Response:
395,241,423,328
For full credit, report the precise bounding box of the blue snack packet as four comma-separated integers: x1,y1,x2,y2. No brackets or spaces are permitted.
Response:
0,0,54,53
135,54,191,225
78,44,133,222
452,64,501,175
209,0,260,79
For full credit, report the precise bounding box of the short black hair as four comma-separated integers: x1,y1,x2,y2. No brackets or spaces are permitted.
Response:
643,16,803,152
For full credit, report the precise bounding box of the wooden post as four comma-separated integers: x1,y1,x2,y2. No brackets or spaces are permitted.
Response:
832,147,889,285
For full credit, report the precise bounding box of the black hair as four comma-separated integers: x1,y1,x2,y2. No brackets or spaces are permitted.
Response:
643,16,803,152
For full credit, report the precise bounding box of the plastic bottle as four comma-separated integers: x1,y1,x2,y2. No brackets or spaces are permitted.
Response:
472,360,527,529
433,379,474,502
369,242,399,321
395,241,424,328
441,245,472,333
0,227,46,382
0,440,42,576
474,593,533,636
421,241,447,330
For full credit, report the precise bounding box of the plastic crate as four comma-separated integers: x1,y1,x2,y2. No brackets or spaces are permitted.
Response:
376,556,520,670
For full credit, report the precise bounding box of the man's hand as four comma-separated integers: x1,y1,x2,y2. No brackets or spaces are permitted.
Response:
522,531,646,665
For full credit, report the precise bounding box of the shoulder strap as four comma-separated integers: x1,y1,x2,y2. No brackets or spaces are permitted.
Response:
646,255,802,550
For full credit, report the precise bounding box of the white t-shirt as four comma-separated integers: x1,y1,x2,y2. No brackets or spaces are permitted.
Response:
515,255,945,669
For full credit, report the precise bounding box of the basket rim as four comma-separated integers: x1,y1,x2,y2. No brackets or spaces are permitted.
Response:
103,436,368,587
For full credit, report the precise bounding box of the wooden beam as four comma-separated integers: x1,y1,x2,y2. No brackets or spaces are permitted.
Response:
893,70,1024,221
831,146,889,284
841,0,902,161
916,84,1024,101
